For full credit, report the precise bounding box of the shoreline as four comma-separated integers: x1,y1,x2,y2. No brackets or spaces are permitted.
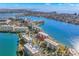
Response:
0,14,78,56
40,27,79,55
0,8,78,25
20,10,79,25
17,25,79,56
40,26,76,49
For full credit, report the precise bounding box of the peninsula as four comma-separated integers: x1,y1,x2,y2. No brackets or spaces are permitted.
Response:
0,17,78,56
0,9,79,56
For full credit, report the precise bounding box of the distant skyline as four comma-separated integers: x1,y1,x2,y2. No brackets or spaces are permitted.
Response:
0,3,79,13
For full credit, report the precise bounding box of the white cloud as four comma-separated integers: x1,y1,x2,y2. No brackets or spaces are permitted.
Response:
70,36,79,52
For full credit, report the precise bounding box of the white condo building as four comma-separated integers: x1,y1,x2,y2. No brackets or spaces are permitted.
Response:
0,24,28,32
14,27,28,32
0,25,13,31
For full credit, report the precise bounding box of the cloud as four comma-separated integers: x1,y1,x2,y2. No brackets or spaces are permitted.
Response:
70,36,79,52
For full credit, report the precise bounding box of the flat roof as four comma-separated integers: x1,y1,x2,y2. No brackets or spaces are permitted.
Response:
0,20,6,21
38,32,48,36
45,39,59,46
24,43,39,54
22,34,31,41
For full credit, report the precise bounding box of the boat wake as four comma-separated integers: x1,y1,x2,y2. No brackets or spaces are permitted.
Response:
70,36,79,52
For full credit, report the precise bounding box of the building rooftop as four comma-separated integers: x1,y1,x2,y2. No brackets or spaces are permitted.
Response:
24,43,39,54
22,34,32,41
38,32,48,37
45,39,59,46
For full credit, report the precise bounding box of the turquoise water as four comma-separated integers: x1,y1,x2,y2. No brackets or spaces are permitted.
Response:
0,16,79,56
0,3,79,55
26,16,79,48
0,33,19,56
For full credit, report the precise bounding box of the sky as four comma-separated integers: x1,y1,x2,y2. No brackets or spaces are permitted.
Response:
0,3,79,13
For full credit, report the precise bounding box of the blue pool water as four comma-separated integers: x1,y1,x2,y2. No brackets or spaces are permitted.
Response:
0,33,19,56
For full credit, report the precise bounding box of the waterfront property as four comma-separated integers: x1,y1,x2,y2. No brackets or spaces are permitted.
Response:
0,24,29,33
0,3,79,56
24,43,39,55
0,25,13,31
44,38,59,49
22,33,32,43
0,17,78,56
18,24,79,56
14,27,28,32
36,32,49,41
0,19,11,25
0,16,78,56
